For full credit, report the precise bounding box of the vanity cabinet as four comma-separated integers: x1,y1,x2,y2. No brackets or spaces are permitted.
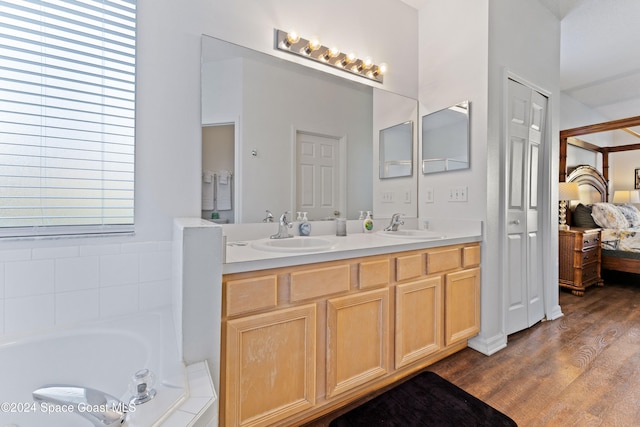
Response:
221,242,480,427
326,288,391,398
224,304,317,427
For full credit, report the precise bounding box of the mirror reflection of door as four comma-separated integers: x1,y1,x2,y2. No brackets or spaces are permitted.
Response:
202,124,235,223
296,131,344,220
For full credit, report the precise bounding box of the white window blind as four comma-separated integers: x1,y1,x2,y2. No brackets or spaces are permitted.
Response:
0,0,136,238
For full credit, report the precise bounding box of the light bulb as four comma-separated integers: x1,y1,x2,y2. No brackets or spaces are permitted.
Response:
376,63,388,75
363,57,373,69
340,52,356,67
302,38,321,55
323,46,340,61
283,31,300,48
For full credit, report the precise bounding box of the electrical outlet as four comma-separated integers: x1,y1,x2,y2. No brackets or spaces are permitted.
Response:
404,191,411,203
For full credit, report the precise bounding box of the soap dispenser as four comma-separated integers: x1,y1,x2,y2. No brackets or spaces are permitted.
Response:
299,212,311,236
362,211,373,233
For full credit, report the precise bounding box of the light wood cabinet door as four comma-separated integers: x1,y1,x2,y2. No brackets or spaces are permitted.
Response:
395,277,442,369
326,288,390,398
445,267,480,345
224,304,316,427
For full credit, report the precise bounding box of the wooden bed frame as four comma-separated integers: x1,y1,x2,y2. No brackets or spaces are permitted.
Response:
560,116,640,275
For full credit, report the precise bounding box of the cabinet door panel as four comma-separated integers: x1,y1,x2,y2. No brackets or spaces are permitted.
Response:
395,277,442,368
225,304,316,427
326,288,390,398
445,267,480,345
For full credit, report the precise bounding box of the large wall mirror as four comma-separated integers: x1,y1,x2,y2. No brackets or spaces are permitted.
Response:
379,121,413,179
421,101,470,174
201,34,418,223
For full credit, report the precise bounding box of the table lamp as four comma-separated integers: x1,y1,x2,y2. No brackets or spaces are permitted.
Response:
558,182,580,230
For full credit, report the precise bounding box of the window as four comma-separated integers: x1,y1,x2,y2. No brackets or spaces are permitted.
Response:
0,0,136,238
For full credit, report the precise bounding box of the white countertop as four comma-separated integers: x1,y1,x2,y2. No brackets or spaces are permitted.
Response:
222,222,482,274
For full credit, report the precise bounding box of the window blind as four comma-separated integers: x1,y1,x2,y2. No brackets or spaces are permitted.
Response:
0,0,136,238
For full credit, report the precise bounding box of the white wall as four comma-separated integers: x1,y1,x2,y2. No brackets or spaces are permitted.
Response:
417,0,563,356
0,0,419,345
482,0,562,354
418,0,489,224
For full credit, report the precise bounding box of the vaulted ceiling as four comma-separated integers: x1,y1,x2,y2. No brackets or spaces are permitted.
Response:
403,0,640,126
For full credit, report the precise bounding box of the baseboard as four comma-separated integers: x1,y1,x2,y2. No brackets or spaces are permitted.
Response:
467,332,507,356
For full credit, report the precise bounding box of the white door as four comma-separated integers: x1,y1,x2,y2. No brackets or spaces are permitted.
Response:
296,132,343,220
505,78,547,335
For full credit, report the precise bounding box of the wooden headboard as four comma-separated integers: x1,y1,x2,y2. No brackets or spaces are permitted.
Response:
566,165,607,209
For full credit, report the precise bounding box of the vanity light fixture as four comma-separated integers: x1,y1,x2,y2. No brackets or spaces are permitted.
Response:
275,29,386,83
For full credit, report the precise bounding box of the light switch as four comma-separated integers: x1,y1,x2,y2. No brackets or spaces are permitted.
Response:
424,187,434,203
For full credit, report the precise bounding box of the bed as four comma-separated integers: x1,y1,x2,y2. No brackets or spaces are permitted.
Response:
566,165,640,275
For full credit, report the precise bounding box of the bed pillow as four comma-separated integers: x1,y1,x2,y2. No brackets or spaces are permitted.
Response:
572,203,599,228
617,203,640,228
590,202,629,229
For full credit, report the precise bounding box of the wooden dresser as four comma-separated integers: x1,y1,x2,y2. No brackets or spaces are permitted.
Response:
559,227,603,296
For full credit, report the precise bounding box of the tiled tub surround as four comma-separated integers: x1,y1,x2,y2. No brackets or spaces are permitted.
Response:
0,239,172,337
0,308,216,427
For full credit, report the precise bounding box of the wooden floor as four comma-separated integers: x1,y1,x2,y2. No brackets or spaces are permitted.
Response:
311,271,640,427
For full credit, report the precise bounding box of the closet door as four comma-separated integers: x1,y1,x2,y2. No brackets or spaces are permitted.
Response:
505,78,547,335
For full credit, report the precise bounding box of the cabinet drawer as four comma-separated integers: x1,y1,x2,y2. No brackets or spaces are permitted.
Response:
396,254,423,282
427,248,461,274
581,262,600,284
290,264,350,302
226,275,278,316
582,233,600,249
359,259,390,289
580,247,599,265
462,245,480,268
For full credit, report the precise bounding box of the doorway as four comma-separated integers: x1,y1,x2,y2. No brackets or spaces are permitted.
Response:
295,131,345,220
504,78,548,335
202,124,235,223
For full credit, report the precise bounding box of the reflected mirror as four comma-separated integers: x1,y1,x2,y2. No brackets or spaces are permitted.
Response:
421,101,470,174
379,121,413,179
201,34,418,223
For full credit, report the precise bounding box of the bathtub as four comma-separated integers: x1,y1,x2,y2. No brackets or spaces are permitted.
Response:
0,309,211,427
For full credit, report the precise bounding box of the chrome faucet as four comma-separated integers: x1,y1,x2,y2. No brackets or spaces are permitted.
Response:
270,211,293,239
384,213,404,231
33,385,127,427
262,209,274,223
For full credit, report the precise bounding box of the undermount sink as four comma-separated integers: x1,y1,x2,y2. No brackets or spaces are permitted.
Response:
377,229,446,240
251,236,336,253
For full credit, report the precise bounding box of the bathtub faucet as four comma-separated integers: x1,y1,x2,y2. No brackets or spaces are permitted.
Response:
33,385,127,427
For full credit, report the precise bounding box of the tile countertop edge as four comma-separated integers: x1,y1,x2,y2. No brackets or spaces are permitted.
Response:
222,233,482,274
